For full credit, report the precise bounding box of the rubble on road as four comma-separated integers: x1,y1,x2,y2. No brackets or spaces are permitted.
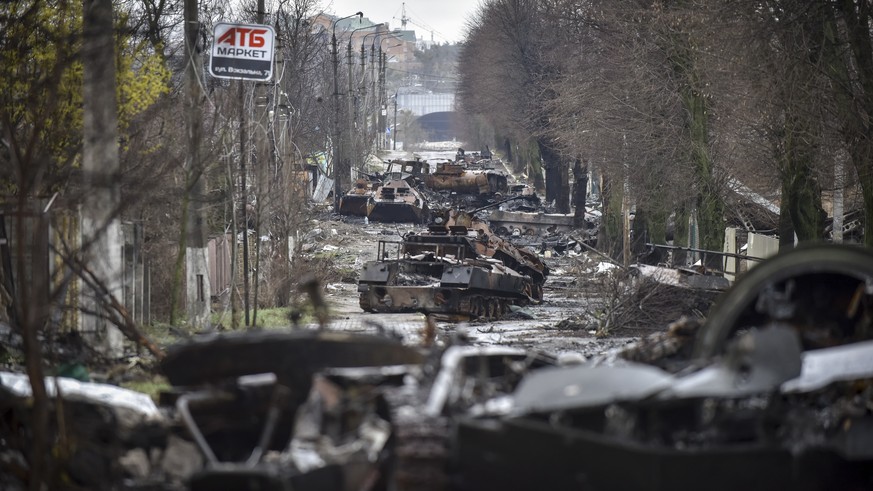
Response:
4,245,873,490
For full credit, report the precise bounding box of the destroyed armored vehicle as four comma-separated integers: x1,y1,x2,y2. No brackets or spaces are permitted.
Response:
358,211,548,320
339,159,430,222
451,244,873,491
360,159,430,223
424,160,509,197
0,330,427,491
338,176,380,217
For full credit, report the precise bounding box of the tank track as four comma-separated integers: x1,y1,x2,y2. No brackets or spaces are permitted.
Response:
360,291,517,320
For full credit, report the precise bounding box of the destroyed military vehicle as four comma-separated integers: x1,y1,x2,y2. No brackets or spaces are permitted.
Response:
424,159,509,199
338,176,379,217
0,330,427,491
4,244,873,491
339,159,430,223
358,210,548,320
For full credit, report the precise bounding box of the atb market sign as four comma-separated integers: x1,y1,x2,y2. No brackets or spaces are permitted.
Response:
210,23,275,81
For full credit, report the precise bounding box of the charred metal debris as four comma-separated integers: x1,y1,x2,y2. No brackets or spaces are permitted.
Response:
2,244,873,491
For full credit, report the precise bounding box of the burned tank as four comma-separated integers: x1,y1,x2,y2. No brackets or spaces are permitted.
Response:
358,212,548,320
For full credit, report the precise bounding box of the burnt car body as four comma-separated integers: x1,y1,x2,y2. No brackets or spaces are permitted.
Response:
160,330,425,491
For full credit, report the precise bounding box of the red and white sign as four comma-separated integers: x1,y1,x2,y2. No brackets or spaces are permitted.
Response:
210,23,275,81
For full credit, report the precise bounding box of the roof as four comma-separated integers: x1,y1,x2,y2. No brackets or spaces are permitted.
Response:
391,29,417,42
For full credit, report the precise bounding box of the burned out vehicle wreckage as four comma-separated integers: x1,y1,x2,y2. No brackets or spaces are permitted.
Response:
2,244,873,490
339,159,431,224
345,154,560,322
338,153,518,225
357,209,549,321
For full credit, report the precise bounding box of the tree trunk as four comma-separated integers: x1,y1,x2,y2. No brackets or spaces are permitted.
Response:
778,181,795,250
681,87,724,252
538,137,569,212
597,175,624,260
572,158,588,227
827,2,873,246
523,139,545,192
784,148,827,242
667,24,724,254
673,200,690,266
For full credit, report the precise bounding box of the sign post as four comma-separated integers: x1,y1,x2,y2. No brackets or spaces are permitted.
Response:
209,23,275,81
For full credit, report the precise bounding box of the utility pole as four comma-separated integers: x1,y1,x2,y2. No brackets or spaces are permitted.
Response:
183,0,211,329
370,42,378,148
331,12,362,210
347,40,354,177
393,91,398,150
379,49,389,150
82,0,123,354
251,0,268,327
239,81,250,327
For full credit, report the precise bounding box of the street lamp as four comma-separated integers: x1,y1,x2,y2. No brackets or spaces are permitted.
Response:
360,27,387,82
359,30,387,149
332,11,362,211
345,24,378,179
377,41,403,150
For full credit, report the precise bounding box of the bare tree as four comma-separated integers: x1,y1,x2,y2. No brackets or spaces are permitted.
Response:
458,0,573,211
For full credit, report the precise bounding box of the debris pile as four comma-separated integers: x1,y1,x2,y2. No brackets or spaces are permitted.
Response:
4,232,873,490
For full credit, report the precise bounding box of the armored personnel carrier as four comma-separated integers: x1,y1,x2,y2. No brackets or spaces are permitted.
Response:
339,159,430,223
424,159,509,197
338,176,379,216
357,211,547,320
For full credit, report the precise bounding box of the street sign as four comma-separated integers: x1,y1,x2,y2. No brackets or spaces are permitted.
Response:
209,23,275,81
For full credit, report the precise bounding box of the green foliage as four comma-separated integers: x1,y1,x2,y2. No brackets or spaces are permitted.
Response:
0,0,82,183
0,0,170,193
116,33,170,131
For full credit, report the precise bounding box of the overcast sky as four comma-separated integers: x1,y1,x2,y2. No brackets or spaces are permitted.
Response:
322,0,481,44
